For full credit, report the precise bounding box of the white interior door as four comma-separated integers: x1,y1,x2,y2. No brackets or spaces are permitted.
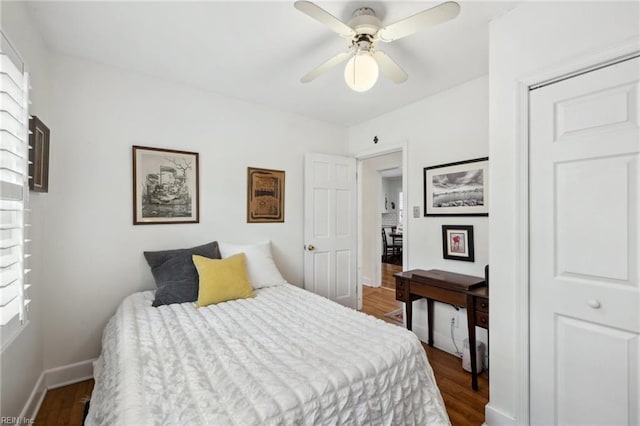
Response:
304,153,357,308
530,57,640,425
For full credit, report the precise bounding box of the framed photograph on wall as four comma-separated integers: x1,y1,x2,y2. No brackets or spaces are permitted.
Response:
424,157,489,216
247,167,285,223
132,146,199,225
442,225,475,262
29,116,50,192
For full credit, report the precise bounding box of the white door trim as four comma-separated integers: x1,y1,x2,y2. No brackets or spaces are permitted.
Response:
353,141,408,310
512,36,640,424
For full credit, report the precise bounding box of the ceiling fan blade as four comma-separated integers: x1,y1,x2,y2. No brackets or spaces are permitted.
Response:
301,51,352,83
294,1,355,38
373,51,408,84
377,1,460,42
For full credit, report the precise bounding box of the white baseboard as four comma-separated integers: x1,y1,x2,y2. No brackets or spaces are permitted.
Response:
18,372,46,425
18,359,96,424
413,324,464,354
484,403,516,425
44,358,95,390
362,277,380,287
412,324,490,369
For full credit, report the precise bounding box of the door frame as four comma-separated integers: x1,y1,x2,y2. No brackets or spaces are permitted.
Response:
513,37,640,423
353,141,408,310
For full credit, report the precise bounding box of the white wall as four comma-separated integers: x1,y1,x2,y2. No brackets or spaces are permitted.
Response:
488,2,639,424
382,176,401,218
360,152,401,287
349,76,489,357
40,54,347,370
0,1,50,420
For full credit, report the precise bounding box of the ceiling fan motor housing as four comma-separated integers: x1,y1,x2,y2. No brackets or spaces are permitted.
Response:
348,7,381,36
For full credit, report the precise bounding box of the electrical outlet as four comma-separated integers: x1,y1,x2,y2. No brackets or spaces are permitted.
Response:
413,206,420,218
451,314,460,328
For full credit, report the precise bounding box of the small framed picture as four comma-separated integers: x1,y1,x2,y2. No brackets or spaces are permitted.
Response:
424,157,489,216
442,225,475,262
247,167,285,223
29,116,50,193
132,146,199,225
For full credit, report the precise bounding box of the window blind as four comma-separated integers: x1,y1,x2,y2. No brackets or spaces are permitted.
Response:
0,34,31,347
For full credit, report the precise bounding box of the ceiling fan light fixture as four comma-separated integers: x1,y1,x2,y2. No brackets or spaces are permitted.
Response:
344,51,379,92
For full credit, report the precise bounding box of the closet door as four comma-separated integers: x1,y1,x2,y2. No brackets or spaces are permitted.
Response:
530,57,639,425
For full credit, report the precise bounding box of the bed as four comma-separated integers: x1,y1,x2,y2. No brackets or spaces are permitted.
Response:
86,283,449,425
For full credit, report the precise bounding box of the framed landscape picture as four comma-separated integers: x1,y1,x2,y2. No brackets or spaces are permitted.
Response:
424,157,489,216
442,225,475,262
132,146,199,225
247,167,285,223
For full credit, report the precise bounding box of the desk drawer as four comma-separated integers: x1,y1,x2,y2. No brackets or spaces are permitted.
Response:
412,283,467,306
396,277,409,302
396,277,408,291
475,311,489,329
396,288,408,301
475,297,489,313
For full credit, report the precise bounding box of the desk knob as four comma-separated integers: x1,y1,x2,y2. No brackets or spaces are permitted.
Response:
587,299,601,309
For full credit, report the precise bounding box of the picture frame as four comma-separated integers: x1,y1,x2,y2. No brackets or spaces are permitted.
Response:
29,116,50,192
424,157,489,216
132,146,199,225
442,225,475,262
247,167,285,223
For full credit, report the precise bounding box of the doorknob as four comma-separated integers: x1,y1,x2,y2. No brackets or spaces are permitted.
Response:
587,299,601,309
307,244,315,251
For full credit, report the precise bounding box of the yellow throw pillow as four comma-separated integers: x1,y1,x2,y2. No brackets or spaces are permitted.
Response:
193,253,254,307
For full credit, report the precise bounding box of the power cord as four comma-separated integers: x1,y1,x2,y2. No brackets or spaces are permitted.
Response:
450,317,462,358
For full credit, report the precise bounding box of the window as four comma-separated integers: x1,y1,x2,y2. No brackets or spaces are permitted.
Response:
1,33,31,350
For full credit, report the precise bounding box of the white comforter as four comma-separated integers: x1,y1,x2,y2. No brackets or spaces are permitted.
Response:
87,284,449,425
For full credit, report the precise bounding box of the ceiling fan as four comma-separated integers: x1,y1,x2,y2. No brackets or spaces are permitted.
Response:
294,1,461,92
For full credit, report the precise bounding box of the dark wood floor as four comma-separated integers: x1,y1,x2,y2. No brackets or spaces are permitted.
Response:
362,263,489,426
35,379,93,425
34,263,487,426
381,262,401,289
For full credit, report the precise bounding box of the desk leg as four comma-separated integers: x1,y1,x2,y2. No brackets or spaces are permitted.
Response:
405,301,412,330
427,298,434,347
466,294,478,391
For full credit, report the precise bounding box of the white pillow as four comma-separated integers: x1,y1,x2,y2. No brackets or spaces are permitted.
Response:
218,241,286,289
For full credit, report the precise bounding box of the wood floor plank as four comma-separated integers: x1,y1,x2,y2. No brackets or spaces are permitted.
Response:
381,263,402,289
68,380,94,426
42,388,65,425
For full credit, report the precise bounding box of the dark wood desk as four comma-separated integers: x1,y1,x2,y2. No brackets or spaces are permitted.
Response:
395,269,488,390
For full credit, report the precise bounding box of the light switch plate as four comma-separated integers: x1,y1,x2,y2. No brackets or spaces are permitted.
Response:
413,206,420,218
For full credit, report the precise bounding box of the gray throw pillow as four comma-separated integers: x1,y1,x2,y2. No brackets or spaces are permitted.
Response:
144,241,221,307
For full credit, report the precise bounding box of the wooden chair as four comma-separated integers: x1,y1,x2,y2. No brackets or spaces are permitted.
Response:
382,228,402,262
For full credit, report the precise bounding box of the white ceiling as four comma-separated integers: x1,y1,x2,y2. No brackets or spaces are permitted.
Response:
25,1,517,127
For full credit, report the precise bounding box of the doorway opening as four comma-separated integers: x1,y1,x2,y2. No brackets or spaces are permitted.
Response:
357,150,404,324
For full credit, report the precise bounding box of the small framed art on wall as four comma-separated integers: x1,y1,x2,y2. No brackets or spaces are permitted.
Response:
442,225,475,262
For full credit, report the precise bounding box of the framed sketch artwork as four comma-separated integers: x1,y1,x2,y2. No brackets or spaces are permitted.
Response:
424,157,489,216
442,225,475,262
132,146,199,225
247,167,285,223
